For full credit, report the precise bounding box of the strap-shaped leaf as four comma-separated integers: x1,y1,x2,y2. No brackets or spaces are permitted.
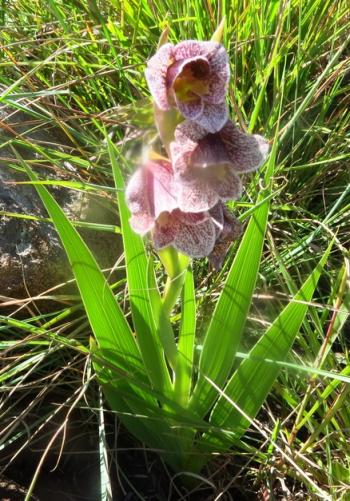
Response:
92,344,171,440
146,255,178,371
202,242,333,450
25,165,143,377
189,193,270,417
174,265,196,407
108,139,172,395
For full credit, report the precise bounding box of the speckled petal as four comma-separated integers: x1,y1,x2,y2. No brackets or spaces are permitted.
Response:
190,133,230,169
153,217,177,250
125,159,177,235
195,101,228,133
147,160,178,218
220,205,242,242
129,213,155,236
173,40,225,64
173,119,206,145
125,167,151,223
176,97,204,121
177,210,208,225
167,56,210,89
173,217,216,258
175,163,242,212
204,76,229,104
166,59,186,88
212,168,243,201
174,174,219,213
170,121,206,175
202,43,230,104
173,40,208,60
205,42,230,78
220,121,270,172
145,43,173,110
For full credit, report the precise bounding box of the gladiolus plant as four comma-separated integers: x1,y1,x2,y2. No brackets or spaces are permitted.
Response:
27,24,332,476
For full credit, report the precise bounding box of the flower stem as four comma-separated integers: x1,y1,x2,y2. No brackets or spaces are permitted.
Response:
162,273,185,317
158,247,189,316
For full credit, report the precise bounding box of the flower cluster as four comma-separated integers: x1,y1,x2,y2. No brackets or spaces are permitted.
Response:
126,40,269,268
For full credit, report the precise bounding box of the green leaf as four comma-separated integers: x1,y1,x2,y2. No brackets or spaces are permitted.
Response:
24,165,144,379
91,340,170,453
146,255,178,371
108,138,173,395
158,247,189,319
92,357,187,474
203,242,333,449
174,265,196,407
188,130,277,420
189,190,270,418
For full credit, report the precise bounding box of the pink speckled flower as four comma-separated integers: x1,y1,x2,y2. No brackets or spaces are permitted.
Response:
170,119,269,212
125,159,217,258
145,41,229,133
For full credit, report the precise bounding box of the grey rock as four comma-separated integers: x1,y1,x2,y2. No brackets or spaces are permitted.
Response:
0,103,120,299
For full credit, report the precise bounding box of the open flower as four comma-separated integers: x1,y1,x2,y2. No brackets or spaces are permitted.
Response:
170,119,269,212
125,159,217,258
145,41,229,133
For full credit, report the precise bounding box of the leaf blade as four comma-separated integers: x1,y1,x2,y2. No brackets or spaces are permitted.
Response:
108,139,173,394
174,265,196,407
24,164,143,377
203,242,333,449
189,194,269,417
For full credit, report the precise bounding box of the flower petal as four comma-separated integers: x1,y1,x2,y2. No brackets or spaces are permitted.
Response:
205,43,230,80
177,210,209,225
176,97,204,121
204,75,229,104
220,121,270,172
173,41,226,66
169,57,209,120
174,174,219,212
129,213,155,236
153,216,177,250
220,205,242,241
125,167,151,220
172,119,269,174
170,120,206,175
153,209,212,255
191,132,230,168
145,43,173,110
167,56,210,89
202,43,230,104
174,164,242,213
173,119,206,146
173,40,209,60
212,167,242,201
173,217,216,258
125,160,177,235
195,101,228,133
147,160,178,218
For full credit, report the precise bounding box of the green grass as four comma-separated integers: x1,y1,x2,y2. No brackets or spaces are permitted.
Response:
0,0,349,499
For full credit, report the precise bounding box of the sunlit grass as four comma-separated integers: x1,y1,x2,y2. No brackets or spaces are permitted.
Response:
0,0,349,498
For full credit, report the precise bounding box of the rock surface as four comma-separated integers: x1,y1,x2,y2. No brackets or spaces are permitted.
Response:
0,104,120,299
